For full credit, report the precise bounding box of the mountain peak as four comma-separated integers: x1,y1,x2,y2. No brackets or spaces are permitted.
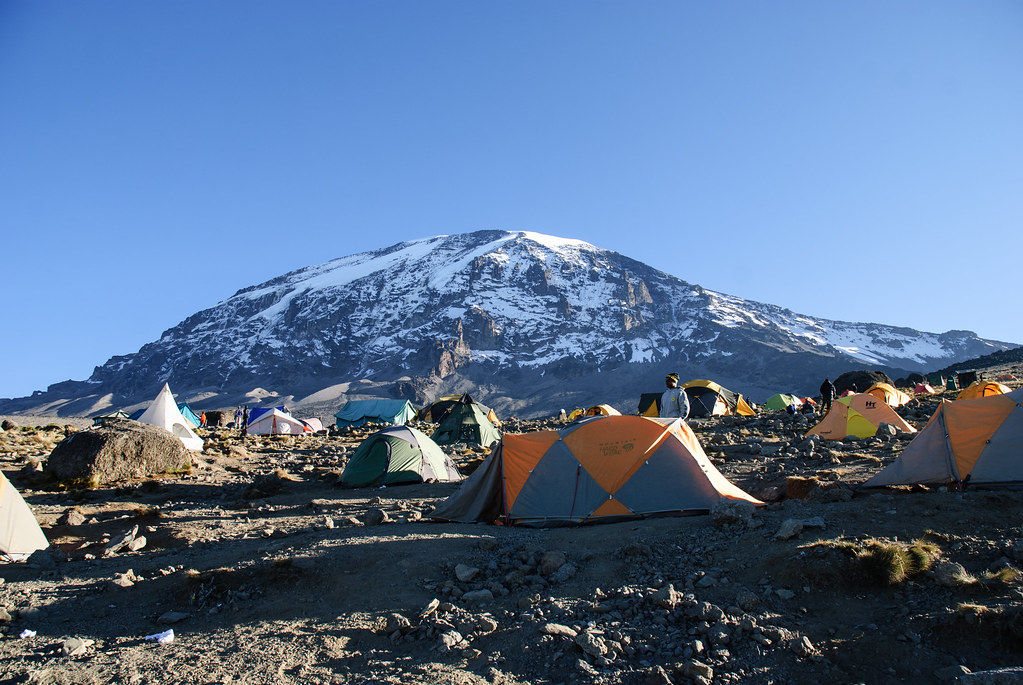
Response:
2,231,1016,418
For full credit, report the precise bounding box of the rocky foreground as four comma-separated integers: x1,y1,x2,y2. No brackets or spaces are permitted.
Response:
0,373,1021,684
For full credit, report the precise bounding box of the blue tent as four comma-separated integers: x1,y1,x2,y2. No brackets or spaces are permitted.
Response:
178,403,202,428
248,406,285,424
335,399,417,428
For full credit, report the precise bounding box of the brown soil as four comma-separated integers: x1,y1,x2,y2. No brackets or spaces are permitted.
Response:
0,364,1021,684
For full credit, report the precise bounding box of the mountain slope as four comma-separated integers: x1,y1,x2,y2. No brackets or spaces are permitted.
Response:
3,231,1015,418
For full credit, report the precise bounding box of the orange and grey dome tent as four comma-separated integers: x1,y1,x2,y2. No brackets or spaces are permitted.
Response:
430,414,763,526
957,380,1012,401
805,393,916,440
863,388,1023,487
681,380,756,418
864,382,912,407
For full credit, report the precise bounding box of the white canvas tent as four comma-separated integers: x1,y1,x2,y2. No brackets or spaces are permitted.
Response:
137,383,205,451
0,472,49,560
246,408,311,436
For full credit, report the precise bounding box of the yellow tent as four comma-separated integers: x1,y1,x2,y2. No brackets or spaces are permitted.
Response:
864,382,912,407
583,404,621,417
863,389,1023,487
957,380,1012,401
805,393,916,440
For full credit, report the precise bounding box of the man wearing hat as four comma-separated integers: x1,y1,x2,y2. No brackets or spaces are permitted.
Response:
660,372,690,420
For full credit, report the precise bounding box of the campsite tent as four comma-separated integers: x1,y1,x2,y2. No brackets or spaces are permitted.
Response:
914,383,938,395
764,394,803,411
430,415,763,526
338,425,462,488
419,394,500,425
91,410,130,425
334,400,417,428
0,472,49,560
864,382,912,407
136,383,204,451
805,393,916,440
246,408,311,435
637,393,662,417
682,380,757,418
248,406,284,425
583,404,621,417
862,388,1023,488
432,395,501,448
957,380,1012,401
178,403,202,428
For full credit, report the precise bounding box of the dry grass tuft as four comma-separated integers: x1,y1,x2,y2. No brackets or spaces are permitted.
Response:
799,537,941,586
984,566,1022,585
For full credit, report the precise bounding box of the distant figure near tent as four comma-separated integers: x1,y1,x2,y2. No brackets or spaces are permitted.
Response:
660,373,689,419
820,378,836,414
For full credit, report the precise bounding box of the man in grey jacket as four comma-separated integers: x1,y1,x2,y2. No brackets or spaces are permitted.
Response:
660,372,690,420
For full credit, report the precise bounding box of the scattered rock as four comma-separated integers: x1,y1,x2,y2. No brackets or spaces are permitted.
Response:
775,519,803,540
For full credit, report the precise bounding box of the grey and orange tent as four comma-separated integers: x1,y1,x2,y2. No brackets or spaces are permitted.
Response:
957,380,1012,401
805,393,916,440
681,380,756,418
430,414,762,526
862,388,1023,488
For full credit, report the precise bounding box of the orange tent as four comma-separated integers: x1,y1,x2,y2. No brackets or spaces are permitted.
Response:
805,393,916,440
864,382,912,407
957,380,1012,401
863,389,1023,487
430,415,762,526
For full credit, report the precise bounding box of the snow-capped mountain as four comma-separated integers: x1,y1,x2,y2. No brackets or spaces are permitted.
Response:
4,230,1015,418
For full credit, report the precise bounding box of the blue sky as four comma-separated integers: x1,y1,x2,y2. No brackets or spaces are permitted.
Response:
2,1,1021,399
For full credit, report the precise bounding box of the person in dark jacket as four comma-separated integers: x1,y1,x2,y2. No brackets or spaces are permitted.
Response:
820,378,836,413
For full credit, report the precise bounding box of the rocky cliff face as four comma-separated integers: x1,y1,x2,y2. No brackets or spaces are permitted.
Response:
3,231,1015,418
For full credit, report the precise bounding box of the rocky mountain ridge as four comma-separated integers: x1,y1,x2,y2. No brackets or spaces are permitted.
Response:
2,230,1015,418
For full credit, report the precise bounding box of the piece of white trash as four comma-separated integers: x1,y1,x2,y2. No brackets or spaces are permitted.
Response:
19,629,36,639
145,629,174,644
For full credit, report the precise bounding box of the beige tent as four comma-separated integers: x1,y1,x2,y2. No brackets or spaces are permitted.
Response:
137,383,204,451
0,472,49,560
863,388,1023,487
247,409,311,435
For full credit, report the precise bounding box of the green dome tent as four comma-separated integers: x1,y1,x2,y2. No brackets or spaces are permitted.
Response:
433,395,501,448
764,394,803,411
339,426,462,488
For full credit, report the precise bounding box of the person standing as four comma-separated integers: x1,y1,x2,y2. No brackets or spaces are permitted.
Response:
242,406,249,434
234,406,242,427
820,378,836,413
659,372,690,420
200,412,207,428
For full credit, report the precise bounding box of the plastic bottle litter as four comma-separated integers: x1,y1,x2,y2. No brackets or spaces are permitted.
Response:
144,629,174,644
19,629,36,639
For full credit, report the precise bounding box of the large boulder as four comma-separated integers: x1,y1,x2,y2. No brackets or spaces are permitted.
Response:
47,419,193,486
834,370,894,395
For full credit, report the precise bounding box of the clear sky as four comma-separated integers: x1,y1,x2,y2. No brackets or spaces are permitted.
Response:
2,1,1021,399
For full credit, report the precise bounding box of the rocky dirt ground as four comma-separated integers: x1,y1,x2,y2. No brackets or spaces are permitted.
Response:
0,364,1021,685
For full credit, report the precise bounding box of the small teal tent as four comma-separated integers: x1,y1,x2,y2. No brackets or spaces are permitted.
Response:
178,403,202,428
335,399,417,428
